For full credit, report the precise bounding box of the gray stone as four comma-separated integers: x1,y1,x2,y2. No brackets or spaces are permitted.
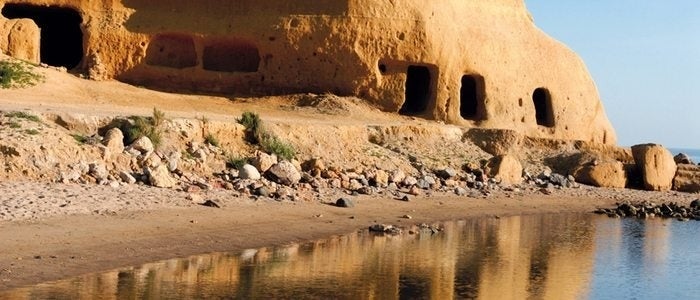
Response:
455,187,468,196
356,186,373,195
119,171,137,184
239,164,261,180
674,153,695,165
336,198,355,208
266,161,301,186
416,179,430,190
436,167,457,179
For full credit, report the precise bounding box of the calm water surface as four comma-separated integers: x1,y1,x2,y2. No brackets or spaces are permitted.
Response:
3,214,700,299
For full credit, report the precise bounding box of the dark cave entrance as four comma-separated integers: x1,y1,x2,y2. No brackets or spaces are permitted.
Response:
2,4,84,69
533,87,555,127
400,65,432,115
460,75,485,121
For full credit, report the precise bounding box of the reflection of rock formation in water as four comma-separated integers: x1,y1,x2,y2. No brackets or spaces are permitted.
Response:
1,215,600,299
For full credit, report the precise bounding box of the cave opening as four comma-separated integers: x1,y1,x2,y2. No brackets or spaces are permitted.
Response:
2,4,84,69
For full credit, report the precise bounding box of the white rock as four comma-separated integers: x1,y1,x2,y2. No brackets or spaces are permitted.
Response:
239,164,261,180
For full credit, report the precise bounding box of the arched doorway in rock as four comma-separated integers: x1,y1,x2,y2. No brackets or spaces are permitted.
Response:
400,65,433,116
2,4,83,69
532,87,555,127
460,74,486,121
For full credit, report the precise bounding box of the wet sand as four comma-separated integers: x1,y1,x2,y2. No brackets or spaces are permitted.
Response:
1,181,696,290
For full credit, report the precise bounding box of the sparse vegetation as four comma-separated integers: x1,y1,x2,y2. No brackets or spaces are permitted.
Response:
237,112,295,160
225,154,249,169
71,134,89,144
123,108,166,148
204,133,220,147
0,60,44,89
5,111,41,122
8,122,21,129
260,134,295,161
237,111,263,143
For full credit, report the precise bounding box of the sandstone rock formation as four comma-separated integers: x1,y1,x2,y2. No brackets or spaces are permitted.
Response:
673,164,700,193
0,0,615,143
485,155,523,185
631,144,677,191
573,160,627,189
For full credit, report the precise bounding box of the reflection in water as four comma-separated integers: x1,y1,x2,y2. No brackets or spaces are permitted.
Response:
4,214,700,299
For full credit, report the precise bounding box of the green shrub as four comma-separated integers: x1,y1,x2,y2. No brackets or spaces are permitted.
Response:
204,133,220,147
5,111,41,122
0,60,44,89
237,111,263,143
260,134,295,161
8,122,21,129
226,154,249,169
71,134,89,144
123,108,166,148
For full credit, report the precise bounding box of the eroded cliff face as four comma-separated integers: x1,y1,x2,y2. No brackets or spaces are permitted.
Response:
0,0,617,144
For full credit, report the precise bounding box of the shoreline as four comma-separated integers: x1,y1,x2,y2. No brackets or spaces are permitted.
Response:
1,181,696,291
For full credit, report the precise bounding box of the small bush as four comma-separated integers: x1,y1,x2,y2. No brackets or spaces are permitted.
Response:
261,134,295,161
204,133,220,147
71,134,89,144
237,111,263,143
8,122,21,129
123,108,166,148
0,60,44,89
226,154,248,169
5,111,41,122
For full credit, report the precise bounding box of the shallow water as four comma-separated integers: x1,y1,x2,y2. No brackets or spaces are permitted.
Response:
3,214,700,299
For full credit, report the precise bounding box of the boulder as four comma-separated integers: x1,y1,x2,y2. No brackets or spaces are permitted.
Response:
102,128,125,154
301,157,325,176
119,171,137,184
251,151,278,173
146,164,177,188
373,169,389,187
239,164,261,180
89,162,108,181
130,136,154,154
631,144,677,191
674,153,695,165
574,160,627,188
673,164,700,193
435,167,457,180
336,198,355,208
266,161,301,186
485,155,523,185
389,169,406,183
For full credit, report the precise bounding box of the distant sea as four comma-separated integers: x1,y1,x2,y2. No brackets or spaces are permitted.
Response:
668,148,700,163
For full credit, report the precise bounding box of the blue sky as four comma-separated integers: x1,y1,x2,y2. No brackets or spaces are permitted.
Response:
525,1,700,148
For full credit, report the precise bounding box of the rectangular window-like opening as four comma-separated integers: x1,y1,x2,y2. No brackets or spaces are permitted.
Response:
533,87,555,127
460,74,486,121
203,38,260,73
400,66,432,115
146,33,198,69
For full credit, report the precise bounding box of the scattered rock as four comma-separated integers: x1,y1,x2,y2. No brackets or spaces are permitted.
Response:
336,198,355,208
200,200,221,208
373,169,389,187
408,186,421,196
239,164,261,180
255,186,271,197
435,167,457,180
454,187,468,196
146,164,177,188
119,171,137,184
631,144,677,191
356,186,373,195
166,151,181,172
251,151,278,173
674,153,695,165
597,200,700,221
389,169,406,183
403,176,418,187
266,161,301,186
130,136,154,154
102,128,124,154
88,163,108,181
402,214,412,219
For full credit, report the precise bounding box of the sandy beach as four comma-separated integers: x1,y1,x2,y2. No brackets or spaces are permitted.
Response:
1,180,697,291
